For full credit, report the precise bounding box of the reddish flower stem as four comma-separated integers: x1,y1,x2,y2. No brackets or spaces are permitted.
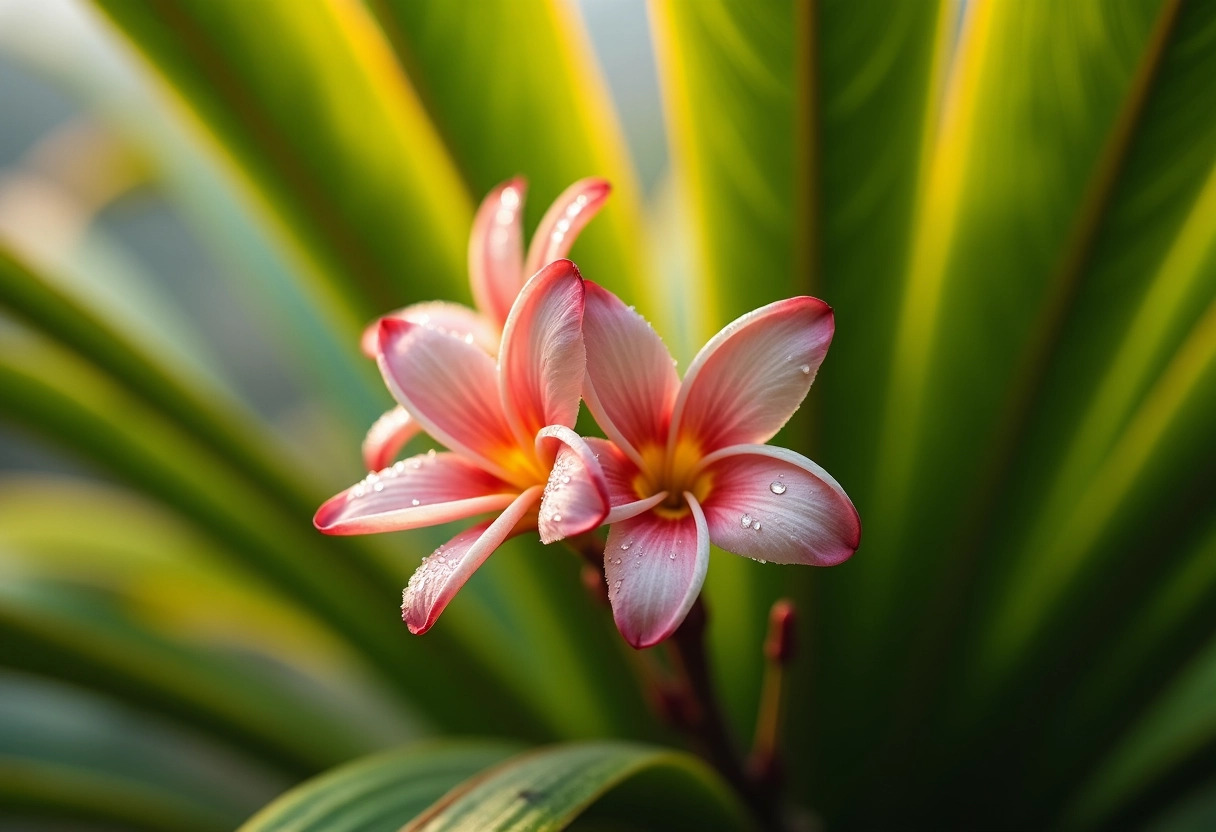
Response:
564,533,783,830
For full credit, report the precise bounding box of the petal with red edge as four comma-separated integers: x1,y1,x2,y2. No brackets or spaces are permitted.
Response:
584,437,642,507
402,485,541,634
697,444,860,566
604,495,710,649
362,406,422,471
469,178,526,328
535,426,609,544
498,260,586,443
522,178,611,279
670,297,834,451
583,281,679,463
361,301,500,359
314,451,516,535
378,319,520,484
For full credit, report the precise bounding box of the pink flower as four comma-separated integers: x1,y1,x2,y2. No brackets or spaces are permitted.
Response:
314,261,609,634
581,283,861,648
358,178,611,471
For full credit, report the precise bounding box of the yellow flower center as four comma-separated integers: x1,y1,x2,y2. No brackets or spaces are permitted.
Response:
498,444,550,489
633,437,714,519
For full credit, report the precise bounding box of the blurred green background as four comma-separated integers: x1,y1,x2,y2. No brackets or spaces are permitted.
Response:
1,0,1215,829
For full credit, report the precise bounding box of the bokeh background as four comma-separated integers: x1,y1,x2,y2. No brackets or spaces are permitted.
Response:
1,1,1215,829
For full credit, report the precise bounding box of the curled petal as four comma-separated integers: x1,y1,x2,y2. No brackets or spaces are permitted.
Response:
535,426,609,544
498,260,586,445
378,319,520,484
582,281,679,465
605,493,670,525
314,451,516,535
362,406,422,471
402,485,542,634
697,444,860,566
584,437,642,507
604,494,710,649
670,297,834,452
522,178,611,280
469,178,527,328
361,301,499,358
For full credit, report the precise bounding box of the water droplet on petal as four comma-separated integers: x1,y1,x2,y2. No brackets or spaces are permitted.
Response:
752,519,762,531
411,498,420,506
770,481,787,495
560,475,571,484
620,541,631,551
799,364,811,375
373,482,384,492
740,513,752,528
612,557,622,565
759,559,768,564
552,513,562,522
669,552,676,560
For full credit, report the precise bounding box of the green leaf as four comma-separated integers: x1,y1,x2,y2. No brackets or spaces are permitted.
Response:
404,742,752,832
0,671,280,830
1062,624,1216,830
0,757,234,832
87,0,472,320
367,0,654,333
0,578,384,777
0,3,387,426
241,741,521,832
650,1,800,344
821,0,1216,822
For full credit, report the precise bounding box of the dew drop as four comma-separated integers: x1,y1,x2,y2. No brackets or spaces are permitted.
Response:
669,552,676,560
560,475,571,484
769,481,787,495
373,482,385,492
612,557,622,565
799,364,811,375
552,513,562,522
411,498,420,506
426,449,437,459
752,519,762,531
740,513,752,528
620,541,631,551
759,559,768,564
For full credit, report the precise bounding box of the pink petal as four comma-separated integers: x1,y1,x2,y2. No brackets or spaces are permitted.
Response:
534,426,610,544
314,450,516,535
359,301,498,360
582,281,679,464
402,485,542,634
468,178,527,328
362,406,422,471
584,437,643,507
604,495,710,649
378,318,521,485
497,260,586,445
522,178,611,280
697,444,860,566
669,297,834,451
360,301,499,359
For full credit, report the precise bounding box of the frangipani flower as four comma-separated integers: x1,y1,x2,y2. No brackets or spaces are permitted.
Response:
315,261,609,634
359,177,611,471
582,283,861,648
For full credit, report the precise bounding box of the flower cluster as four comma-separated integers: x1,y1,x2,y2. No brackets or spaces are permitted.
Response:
315,179,860,648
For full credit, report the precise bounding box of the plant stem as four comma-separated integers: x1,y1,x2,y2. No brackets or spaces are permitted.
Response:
668,599,783,831
564,533,784,830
